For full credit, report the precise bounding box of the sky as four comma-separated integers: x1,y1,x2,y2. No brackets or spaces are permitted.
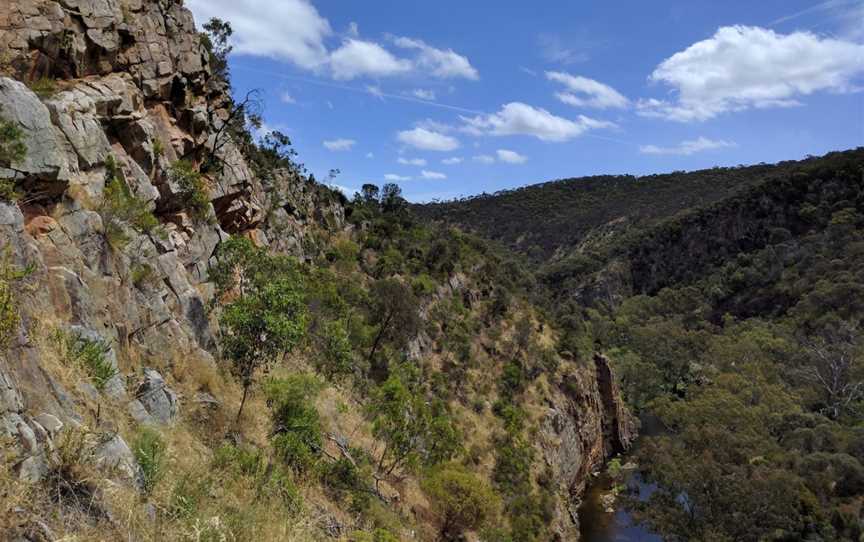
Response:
185,0,864,202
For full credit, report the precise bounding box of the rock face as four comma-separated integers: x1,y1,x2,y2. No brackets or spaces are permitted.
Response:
538,354,636,539
0,0,345,487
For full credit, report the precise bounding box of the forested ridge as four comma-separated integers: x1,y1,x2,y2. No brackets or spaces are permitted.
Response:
418,148,864,541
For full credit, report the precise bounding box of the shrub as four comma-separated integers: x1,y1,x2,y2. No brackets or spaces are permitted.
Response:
29,78,57,98
318,318,353,378
169,160,210,222
0,108,26,201
264,375,323,474
52,330,117,390
133,428,166,494
423,464,501,540
100,168,160,248
0,247,33,349
130,263,156,288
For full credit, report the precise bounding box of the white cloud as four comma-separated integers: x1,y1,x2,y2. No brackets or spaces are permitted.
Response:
384,174,412,181
497,149,528,164
323,138,356,151
473,155,495,164
639,137,736,156
461,102,616,142
330,39,412,80
346,21,359,38
442,157,463,165
638,25,864,122
398,157,427,166
280,91,296,104
421,170,447,180
546,71,629,109
393,36,479,80
397,127,460,151
186,0,331,69
412,89,437,100
366,152,375,159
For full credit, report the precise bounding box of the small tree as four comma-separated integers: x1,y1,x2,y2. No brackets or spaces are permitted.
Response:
368,368,459,483
211,237,308,422
423,464,500,540
366,278,420,372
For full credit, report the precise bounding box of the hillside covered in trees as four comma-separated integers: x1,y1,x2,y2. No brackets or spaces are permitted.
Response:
418,149,864,541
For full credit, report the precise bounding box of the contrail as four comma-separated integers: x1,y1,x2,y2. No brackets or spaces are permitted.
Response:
233,64,486,115
769,0,858,26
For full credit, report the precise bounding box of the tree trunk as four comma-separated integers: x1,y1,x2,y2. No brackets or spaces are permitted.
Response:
236,384,250,424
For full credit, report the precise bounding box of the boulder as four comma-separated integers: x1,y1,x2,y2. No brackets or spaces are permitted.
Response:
133,369,178,425
94,434,139,484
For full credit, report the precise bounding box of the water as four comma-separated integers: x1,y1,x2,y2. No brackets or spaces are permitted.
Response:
578,414,664,542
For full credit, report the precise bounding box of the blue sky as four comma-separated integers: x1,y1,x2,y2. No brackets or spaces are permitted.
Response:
186,0,864,202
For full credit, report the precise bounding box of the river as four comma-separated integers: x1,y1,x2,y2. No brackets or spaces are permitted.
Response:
578,415,664,542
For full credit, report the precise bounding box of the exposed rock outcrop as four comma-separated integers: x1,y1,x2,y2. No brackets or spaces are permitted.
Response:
0,0,345,491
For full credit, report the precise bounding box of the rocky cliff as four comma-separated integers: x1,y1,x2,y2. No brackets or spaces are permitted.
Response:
0,2,632,540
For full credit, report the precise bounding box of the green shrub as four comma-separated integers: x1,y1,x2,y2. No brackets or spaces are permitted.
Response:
0,108,26,201
169,160,210,222
52,330,117,390
318,318,354,378
130,263,156,288
29,77,57,98
168,474,210,519
423,464,501,540
0,247,33,349
264,375,323,474
100,168,160,248
411,273,436,296
133,428,166,494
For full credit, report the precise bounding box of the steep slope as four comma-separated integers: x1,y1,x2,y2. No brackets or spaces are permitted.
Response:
0,2,632,541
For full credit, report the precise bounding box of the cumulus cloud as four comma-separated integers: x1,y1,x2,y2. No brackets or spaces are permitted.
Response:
442,157,463,165
330,39,412,80
547,72,629,109
421,170,447,179
323,138,356,151
398,157,427,166
461,102,615,142
186,0,331,69
384,174,412,181
639,137,736,156
497,149,528,164
397,127,460,151
638,25,864,122
393,37,479,80
473,155,496,164
412,89,437,100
